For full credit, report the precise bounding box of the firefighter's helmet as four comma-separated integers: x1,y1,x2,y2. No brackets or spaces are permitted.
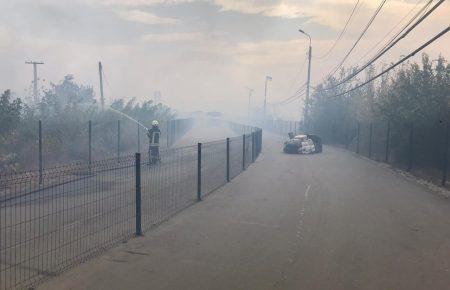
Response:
152,120,159,126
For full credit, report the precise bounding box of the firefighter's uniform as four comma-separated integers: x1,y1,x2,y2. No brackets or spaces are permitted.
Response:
147,120,161,164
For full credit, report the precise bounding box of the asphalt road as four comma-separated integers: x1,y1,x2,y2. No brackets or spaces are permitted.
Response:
39,133,450,290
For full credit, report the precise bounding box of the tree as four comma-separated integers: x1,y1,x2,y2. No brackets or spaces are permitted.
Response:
307,53,450,150
1,74,177,172
376,54,450,125
39,75,96,119
0,90,22,135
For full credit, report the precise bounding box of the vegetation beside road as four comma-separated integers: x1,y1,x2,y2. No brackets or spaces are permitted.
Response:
0,75,174,172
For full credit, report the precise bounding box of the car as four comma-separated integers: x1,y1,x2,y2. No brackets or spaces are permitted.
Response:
283,133,322,154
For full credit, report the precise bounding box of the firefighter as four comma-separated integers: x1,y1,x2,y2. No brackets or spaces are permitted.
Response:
147,120,161,164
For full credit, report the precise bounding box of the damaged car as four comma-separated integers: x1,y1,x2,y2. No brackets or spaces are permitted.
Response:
283,133,322,154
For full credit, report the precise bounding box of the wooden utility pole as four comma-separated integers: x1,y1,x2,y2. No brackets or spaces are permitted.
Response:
98,62,105,110
25,61,44,103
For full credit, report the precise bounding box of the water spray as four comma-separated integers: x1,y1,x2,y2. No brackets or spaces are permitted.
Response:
108,107,149,130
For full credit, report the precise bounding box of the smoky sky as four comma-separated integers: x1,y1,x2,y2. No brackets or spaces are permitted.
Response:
1,0,448,119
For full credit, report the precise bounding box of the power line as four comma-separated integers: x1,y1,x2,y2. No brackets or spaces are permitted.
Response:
276,86,307,106
319,0,443,92
286,55,308,93
329,26,450,98
284,58,310,106
370,0,434,58
280,83,306,104
316,0,362,59
284,92,306,105
352,0,433,69
325,0,388,79
274,92,303,106
350,0,427,68
277,41,309,115
292,82,307,98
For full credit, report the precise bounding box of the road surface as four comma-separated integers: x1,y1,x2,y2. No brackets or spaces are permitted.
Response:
39,133,450,290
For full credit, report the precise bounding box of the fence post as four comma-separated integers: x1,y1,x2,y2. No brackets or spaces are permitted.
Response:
171,121,175,145
174,120,177,141
135,153,142,236
255,131,258,157
259,129,262,156
356,122,360,154
255,131,258,156
442,122,449,187
117,120,121,162
385,121,391,163
242,134,246,170
226,138,230,182
88,120,92,173
39,120,43,184
137,120,140,153
256,130,259,157
166,121,170,147
408,123,414,172
368,122,373,158
252,131,255,163
197,143,202,201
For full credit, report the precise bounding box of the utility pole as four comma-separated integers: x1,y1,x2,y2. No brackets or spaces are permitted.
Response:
98,62,105,110
25,61,44,103
299,29,312,130
305,45,312,127
263,76,272,121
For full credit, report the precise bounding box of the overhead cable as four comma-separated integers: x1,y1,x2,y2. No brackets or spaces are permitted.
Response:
325,0,388,79
329,26,450,98
316,0,362,59
320,0,443,91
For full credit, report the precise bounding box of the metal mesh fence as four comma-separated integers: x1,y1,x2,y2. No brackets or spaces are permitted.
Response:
227,122,255,135
229,137,244,180
4,118,194,174
371,121,389,162
163,118,194,148
140,146,197,230
273,117,449,189
0,127,263,290
202,141,227,197
0,155,136,290
244,134,253,169
358,122,371,157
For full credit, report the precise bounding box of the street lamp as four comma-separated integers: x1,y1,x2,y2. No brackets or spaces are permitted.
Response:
299,29,312,130
263,75,272,121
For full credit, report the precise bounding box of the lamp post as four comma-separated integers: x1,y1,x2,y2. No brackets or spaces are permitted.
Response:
299,29,312,130
263,75,272,122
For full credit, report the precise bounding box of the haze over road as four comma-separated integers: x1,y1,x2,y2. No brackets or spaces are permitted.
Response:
40,133,450,290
